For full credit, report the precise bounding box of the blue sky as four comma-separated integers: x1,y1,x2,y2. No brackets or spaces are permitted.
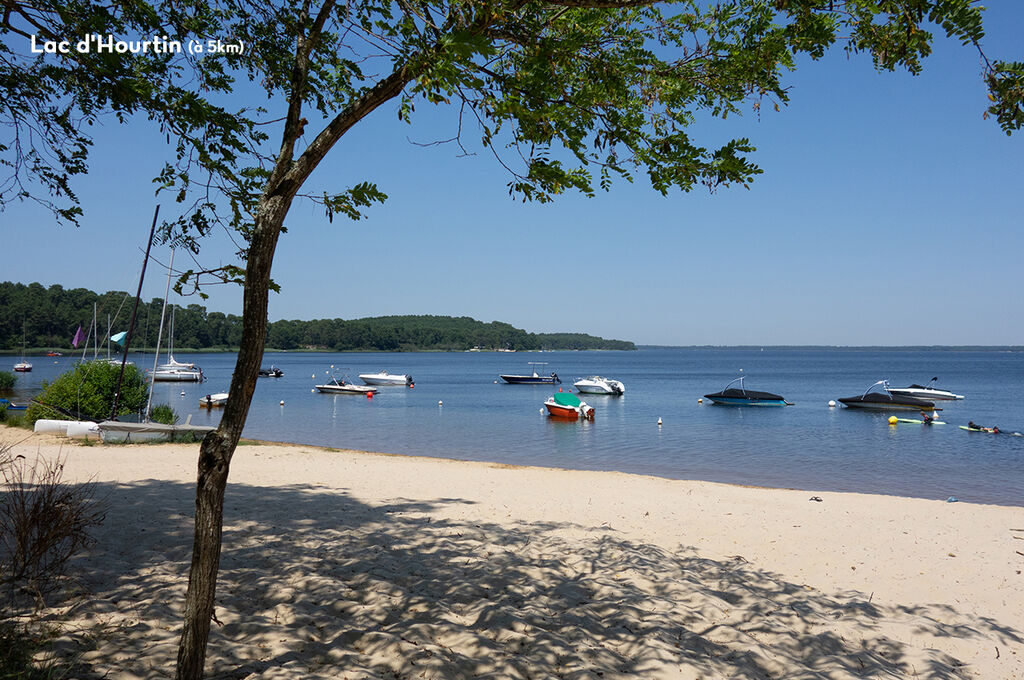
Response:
2,5,1022,346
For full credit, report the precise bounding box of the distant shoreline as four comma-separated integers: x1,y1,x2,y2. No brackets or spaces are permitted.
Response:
7,345,1023,356
638,344,1024,351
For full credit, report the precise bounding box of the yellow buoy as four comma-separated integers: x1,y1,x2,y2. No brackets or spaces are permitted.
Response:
888,415,898,425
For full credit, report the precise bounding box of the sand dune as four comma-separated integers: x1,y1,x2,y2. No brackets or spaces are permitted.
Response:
3,427,1022,678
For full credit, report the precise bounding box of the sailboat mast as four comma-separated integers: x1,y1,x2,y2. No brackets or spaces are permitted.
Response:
145,248,175,421
109,205,159,419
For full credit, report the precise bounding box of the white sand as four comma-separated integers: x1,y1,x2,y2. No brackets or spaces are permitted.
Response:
3,426,1023,679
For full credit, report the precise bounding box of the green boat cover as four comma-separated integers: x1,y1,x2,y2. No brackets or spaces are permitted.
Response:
552,393,581,407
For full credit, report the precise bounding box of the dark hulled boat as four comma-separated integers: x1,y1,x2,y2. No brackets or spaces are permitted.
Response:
704,377,790,406
500,362,560,385
838,380,936,411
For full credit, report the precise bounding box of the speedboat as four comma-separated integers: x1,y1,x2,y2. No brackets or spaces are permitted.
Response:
199,393,229,408
573,376,625,395
888,377,964,401
358,371,412,386
704,377,790,406
316,377,378,395
544,393,595,420
501,362,560,384
838,380,936,411
259,366,284,377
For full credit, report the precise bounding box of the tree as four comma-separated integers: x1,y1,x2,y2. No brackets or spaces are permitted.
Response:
3,1,1023,677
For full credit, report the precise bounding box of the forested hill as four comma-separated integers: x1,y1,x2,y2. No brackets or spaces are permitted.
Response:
0,282,634,352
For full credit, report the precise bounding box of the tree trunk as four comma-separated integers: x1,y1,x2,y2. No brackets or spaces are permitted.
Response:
175,193,291,680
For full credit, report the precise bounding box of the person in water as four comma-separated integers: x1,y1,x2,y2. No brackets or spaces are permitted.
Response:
920,411,934,425
968,421,979,430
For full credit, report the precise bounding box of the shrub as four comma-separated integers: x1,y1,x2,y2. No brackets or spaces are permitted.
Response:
150,404,178,425
24,361,148,425
0,443,105,678
0,445,106,608
0,371,15,391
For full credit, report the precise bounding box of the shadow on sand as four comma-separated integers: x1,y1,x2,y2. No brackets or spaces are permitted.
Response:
48,478,1021,679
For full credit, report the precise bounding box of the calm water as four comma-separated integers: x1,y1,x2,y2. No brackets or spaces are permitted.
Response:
10,348,1024,506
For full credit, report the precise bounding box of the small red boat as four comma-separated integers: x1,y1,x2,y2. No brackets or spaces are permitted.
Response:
544,393,595,420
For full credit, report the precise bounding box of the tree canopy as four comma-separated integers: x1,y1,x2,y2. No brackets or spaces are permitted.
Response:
0,282,633,350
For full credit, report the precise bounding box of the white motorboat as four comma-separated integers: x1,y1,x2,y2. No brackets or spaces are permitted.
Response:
888,377,964,401
358,371,413,386
573,376,626,395
316,377,378,395
199,392,229,408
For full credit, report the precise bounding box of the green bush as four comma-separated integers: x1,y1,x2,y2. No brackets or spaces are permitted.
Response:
24,361,148,424
0,371,15,391
150,404,178,425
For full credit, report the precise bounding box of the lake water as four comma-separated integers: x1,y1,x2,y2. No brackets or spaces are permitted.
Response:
10,348,1024,506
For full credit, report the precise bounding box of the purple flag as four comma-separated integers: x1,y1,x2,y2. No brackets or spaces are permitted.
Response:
72,325,85,348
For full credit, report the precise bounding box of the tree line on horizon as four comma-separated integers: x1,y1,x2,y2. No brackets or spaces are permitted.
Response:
0,282,634,352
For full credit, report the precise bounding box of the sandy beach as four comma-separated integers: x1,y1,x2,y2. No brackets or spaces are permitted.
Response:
3,425,1022,679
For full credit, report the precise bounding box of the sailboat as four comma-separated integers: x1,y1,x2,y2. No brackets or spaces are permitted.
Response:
13,326,32,372
151,305,203,382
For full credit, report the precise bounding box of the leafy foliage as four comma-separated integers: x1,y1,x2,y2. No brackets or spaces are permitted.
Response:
24,361,148,424
0,372,14,391
0,281,241,351
1,0,260,226
150,403,178,425
0,282,631,350
5,1,1020,289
